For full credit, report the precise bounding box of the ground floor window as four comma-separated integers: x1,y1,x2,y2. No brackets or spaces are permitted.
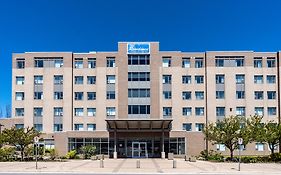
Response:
68,138,109,155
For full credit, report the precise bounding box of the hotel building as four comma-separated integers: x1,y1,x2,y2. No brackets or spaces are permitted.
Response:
1,42,280,158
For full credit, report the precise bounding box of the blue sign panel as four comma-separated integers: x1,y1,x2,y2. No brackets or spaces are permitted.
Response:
127,43,150,54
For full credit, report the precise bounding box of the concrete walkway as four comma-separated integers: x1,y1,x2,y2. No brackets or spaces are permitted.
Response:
0,159,280,174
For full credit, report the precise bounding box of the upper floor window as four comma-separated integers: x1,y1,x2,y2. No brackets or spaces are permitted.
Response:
34,107,43,117
88,58,96,68
128,89,150,98
267,57,276,68
87,92,96,100
128,72,150,81
75,92,84,100
216,91,225,99
15,108,24,116
106,91,116,99
215,59,224,67
87,108,96,117
163,107,172,117
236,59,244,67
267,91,276,100
74,124,84,131
75,76,84,84
182,107,192,116
236,107,245,116
254,75,263,84
236,91,245,99
54,75,63,85
15,124,24,129
162,75,172,84
268,107,277,116
34,92,43,100
195,107,204,116
182,58,190,68
182,76,191,84
183,123,192,131
107,75,116,84
74,108,84,116
34,124,43,132
16,58,25,69
54,124,63,132
74,58,83,68
128,55,150,65
16,76,25,85
54,59,63,68
182,91,191,100
15,92,24,101
163,91,172,99
54,107,63,116
34,75,43,85
267,75,276,84
54,92,63,100
195,123,204,132
107,57,116,67
162,57,171,67
195,75,204,84
254,91,264,100
195,91,204,100
87,76,96,84
255,107,264,116
34,59,44,68
216,107,225,116
254,57,262,68
216,75,225,84
236,74,245,84
106,107,116,117
128,105,150,114
195,58,203,68
87,124,96,131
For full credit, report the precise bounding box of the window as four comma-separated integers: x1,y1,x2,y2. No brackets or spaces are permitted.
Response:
163,107,172,117
107,75,116,84
128,55,150,65
128,89,150,98
128,72,150,81
255,143,264,151
54,92,63,100
255,91,264,100
182,76,191,84
74,58,83,68
195,75,204,84
183,123,192,131
15,124,24,129
15,92,24,101
195,91,204,100
254,75,263,84
75,76,84,84
182,58,190,68
182,91,191,100
267,57,276,67
87,92,96,100
15,108,24,116
216,91,225,99
195,107,204,116
88,58,96,68
106,91,115,99
74,124,84,131
128,105,150,114
34,75,43,85
255,107,264,116
34,59,44,68
162,75,172,84
54,107,63,116
216,144,226,151
268,107,277,116
106,107,116,116
254,57,262,68
162,57,171,67
16,76,24,85
267,91,276,100
87,124,96,131
236,74,245,84
236,91,245,99
74,108,83,116
215,59,224,67
235,59,244,67
236,107,245,116
87,76,96,84
75,92,84,100
54,124,63,132
182,107,192,116
195,123,204,131
216,107,225,117
87,108,96,117
163,91,172,99
267,75,276,84
34,107,43,117
16,59,25,69
54,59,63,68
54,75,63,85
216,75,225,84
107,57,115,67
34,92,43,100
34,124,43,132
195,58,203,68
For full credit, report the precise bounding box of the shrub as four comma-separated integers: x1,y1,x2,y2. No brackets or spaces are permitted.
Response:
80,145,96,159
199,149,224,162
270,153,281,162
45,148,58,160
0,147,16,161
66,150,77,159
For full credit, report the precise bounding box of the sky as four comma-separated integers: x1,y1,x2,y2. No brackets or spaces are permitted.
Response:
0,0,281,117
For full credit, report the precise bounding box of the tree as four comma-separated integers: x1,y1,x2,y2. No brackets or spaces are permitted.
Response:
2,127,40,161
80,145,96,159
203,115,262,160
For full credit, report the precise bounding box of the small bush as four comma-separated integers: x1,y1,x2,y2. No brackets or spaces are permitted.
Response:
80,145,96,159
199,149,224,162
270,153,281,162
66,150,77,159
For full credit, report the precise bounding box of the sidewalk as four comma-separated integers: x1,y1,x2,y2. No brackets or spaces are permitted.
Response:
0,159,280,174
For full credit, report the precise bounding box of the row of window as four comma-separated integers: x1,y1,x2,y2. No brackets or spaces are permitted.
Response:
215,91,276,100
163,57,204,68
216,107,277,116
163,107,205,117
32,123,96,132
216,74,276,84
182,123,204,131
216,143,275,152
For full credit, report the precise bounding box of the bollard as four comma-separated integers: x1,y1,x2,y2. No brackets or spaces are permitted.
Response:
136,159,140,168
100,159,104,168
173,160,177,168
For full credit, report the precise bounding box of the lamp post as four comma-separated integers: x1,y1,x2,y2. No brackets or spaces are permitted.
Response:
238,137,243,171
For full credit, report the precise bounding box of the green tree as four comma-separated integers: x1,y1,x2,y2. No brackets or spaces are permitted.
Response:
2,127,40,161
203,115,262,160
80,145,96,159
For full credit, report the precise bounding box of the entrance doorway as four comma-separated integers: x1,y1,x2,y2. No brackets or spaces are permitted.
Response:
132,142,148,158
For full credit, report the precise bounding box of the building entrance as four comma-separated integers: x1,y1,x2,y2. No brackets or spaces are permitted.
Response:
132,142,148,158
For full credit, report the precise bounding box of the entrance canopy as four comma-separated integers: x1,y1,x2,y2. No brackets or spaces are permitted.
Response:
106,119,172,132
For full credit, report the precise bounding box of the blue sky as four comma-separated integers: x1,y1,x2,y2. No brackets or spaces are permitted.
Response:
0,0,281,116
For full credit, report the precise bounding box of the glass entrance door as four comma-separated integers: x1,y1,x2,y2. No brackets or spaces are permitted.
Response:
132,142,147,158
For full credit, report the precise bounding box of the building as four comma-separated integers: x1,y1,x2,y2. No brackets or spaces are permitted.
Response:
1,42,280,158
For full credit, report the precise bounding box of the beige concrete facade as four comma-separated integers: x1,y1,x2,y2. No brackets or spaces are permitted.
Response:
1,42,280,157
